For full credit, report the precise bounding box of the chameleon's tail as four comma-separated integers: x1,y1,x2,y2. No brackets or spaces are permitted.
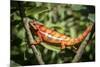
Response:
66,24,93,46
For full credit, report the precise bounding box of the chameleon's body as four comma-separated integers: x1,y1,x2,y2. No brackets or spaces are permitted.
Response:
29,20,92,49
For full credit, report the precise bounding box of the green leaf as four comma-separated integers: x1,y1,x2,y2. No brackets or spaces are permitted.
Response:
17,28,25,40
71,5,86,11
88,14,95,22
25,6,50,17
20,42,27,52
85,45,90,52
41,42,61,53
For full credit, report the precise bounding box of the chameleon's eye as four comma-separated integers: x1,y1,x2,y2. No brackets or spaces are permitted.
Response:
31,22,36,25
33,23,35,25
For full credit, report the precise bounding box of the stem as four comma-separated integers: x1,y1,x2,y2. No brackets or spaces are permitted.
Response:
23,18,45,64
18,2,44,64
72,23,95,62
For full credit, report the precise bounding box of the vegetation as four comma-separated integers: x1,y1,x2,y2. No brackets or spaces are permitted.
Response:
11,1,95,66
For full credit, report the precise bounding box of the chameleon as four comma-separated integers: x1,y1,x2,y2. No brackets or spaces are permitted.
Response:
29,20,92,49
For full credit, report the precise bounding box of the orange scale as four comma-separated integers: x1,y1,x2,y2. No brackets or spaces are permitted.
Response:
45,29,53,34
40,26,46,31
60,34,67,39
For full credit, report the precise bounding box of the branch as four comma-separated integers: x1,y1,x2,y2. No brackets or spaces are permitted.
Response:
72,23,95,62
23,18,44,64
18,2,44,64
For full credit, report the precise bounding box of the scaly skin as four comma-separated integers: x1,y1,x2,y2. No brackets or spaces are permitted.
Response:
29,20,92,49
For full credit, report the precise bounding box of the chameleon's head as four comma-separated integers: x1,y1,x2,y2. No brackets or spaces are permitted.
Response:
29,20,43,30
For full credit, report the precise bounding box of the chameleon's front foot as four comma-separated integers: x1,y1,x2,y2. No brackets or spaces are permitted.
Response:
32,39,41,45
61,42,66,49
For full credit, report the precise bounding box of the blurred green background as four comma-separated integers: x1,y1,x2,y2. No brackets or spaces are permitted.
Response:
11,1,95,66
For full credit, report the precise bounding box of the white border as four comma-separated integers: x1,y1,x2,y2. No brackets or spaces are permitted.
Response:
0,0,98,67
16,0,95,5
0,0,10,67
23,62,95,67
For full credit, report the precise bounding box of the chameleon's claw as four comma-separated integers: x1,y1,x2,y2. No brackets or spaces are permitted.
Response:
72,46,78,50
61,42,66,49
32,39,41,45
61,45,65,49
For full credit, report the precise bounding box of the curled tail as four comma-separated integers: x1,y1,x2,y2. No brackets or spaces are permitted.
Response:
66,25,92,46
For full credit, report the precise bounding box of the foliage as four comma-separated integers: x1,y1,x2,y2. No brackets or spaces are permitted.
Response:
11,1,95,66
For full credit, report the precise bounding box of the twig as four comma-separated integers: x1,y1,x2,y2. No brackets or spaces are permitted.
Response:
23,18,45,64
18,2,44,64
72,23,95,62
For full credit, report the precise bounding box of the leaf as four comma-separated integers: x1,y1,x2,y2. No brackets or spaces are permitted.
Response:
41,42,61,53
12,25,25,40
85,45,90,52
25,6,50,17
16,28,25,40
14,11,21,20
71,5,86,11
20,42,27,52
88,14,95,22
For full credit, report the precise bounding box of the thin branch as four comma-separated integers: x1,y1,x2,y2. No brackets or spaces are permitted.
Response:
72,23,95,62
18,2,44,64
23,18,45,64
